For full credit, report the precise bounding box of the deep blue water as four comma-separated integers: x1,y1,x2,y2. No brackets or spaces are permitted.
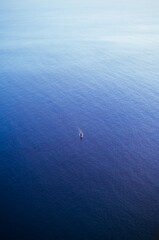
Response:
1,1,159,239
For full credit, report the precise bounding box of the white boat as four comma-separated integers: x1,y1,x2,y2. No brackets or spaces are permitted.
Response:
80,132,83,139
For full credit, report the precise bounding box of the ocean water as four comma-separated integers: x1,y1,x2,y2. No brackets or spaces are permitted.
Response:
0,1,159,239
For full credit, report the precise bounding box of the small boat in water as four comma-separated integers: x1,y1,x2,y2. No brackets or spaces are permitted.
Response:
80,132,83,139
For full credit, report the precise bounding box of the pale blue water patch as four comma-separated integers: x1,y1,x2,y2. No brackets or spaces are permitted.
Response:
0,0,159,239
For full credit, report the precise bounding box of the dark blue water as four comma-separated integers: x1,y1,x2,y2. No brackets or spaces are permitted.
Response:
1,1,159,239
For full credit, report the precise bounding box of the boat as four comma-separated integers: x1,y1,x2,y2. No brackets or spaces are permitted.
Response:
80,132,83,139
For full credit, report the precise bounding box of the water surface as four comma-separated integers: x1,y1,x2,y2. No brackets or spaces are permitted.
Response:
0,1,159,239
